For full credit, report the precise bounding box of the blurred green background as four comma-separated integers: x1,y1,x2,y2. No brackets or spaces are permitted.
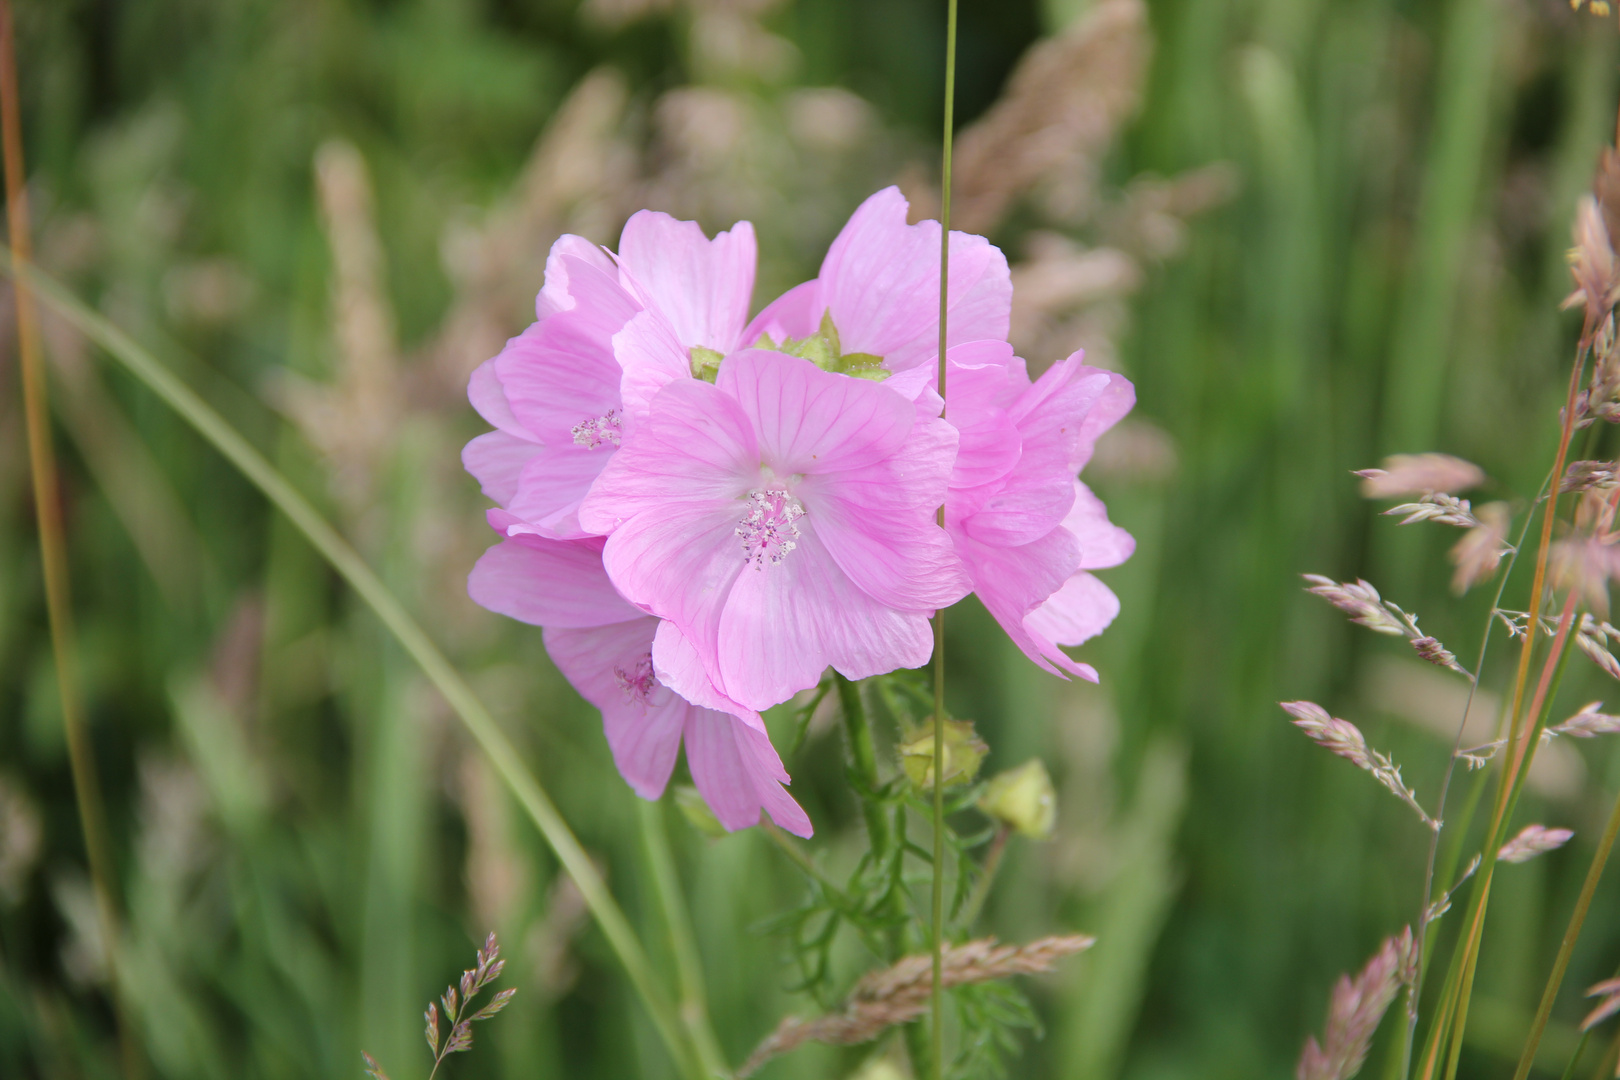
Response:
5,0,1620,1077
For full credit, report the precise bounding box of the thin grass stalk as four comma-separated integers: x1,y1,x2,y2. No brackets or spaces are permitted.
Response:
1398,471,1545,1080
638,799,729,1078
931,2,959,1076
1440,590,1580,1080
3,256,705,1080
1511,782,1620,1077
0,10,140,1077
1420,326,1589,1080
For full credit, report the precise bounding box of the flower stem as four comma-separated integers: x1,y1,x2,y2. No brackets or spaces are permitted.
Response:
639,799,730,1078
836,673,890,856
1511,782,1620,1079
0,10,140,1078
932,1,959,1076
6,256,705,1080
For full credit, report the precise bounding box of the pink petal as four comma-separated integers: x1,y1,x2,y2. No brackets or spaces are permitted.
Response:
684,708,813,836
543,620,685,799
579,377,759,531
1065,481,1135,570
815,187,1011,374
468,356,534,438
954,522,1095,680
617,212,756,353
715,350,914,474
468,532,643,628
802,412,971,611
506,443,617,539
718,518,936,710
1025,571,1120,652
1063,359,1135,471
462,430,542,507
615,308,696,426
651,620,767,734
537,234,619,319
498,257,640,444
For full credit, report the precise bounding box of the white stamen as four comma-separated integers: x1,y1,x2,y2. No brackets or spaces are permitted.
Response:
736,489,805,569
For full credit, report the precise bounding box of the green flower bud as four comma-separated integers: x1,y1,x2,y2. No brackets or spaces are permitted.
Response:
978,759,1056,839
898,718,987,791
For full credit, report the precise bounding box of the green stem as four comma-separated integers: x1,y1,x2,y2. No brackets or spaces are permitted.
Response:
639,800,729,1079
0,15,141,1078
1512,784,1620,1079
836,674,889,856
958,826,1009,930
932,2,959,1077
7,255,704,1080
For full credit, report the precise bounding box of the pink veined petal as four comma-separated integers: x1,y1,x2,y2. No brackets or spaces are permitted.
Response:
1065,481,1135,570
506,443,618,539
1025,570,1120,652
718,517,936,710
801,413,971,611
499,255,641,444
963,359,1115,547
954,522,1095,680
617,212,757,353
468,356,534,438
651,620,767,735
537,234,619,319
462,430,543,507
816,187,1011,374
740,278,821,348
543,620,686,799
715,351,915,474
684,708,813,836
579,377,759,530
598,503,749,693
1065,360,1135,472
615,307,697,427
468,532,643,628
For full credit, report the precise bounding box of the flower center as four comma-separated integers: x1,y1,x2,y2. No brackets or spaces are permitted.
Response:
572,409,622,449
613,652,657,705
736,488,805,569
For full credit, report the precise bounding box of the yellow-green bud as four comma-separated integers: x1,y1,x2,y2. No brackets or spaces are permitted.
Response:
898,718,987,790
689,346,724,382
978,759,1056,839
673,785,727,838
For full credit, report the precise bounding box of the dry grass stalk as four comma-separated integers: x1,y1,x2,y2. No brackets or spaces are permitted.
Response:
736,935,1094,1077
1281,702,1435,828
1355,454,1484,499
1496,824,1573,864
950,0,1149,235
1296,929,1415,1080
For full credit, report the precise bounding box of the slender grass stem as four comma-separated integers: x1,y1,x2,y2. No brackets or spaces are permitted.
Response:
1512,779,1620,1077
0,11,140,1078
3,255,705,1080
931,2,959,1076
1399,470,1547,1080
1421,325,1588,1080
639,799,729,1079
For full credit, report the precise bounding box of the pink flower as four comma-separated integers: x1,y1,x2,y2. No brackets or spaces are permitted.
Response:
578,350,970,712
468,509,812,836
742,186,1011,400
939,341,1135,680
462,215,757,539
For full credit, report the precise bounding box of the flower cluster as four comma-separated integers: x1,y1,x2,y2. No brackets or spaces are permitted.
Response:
463,188,1134,835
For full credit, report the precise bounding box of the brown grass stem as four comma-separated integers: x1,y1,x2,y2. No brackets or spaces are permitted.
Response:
931,2,959,1077
1,254,705,1080
0,7,139,1076
1511,783,1620,1079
